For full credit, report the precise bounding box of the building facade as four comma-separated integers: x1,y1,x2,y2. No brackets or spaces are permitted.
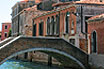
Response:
11,0,36,36
1,22,11,40
11,0,104,54
88,14,104,54
10,0,104,65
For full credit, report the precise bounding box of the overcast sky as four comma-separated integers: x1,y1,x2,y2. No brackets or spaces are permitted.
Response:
0,0,23,31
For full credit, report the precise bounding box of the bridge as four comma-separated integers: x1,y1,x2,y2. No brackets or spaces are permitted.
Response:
0,36,88,69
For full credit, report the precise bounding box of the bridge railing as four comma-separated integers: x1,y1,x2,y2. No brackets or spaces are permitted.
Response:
0,37,14,47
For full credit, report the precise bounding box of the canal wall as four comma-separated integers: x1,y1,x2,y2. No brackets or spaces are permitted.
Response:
89,54,104,68
17,51,61,65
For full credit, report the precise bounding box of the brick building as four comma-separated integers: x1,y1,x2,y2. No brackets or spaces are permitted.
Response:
1,22,11,40
87,14,104,54
10,0,104,65
11,0,104,55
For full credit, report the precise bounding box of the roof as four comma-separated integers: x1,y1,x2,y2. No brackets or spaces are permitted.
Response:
24,5,50,18
2,22,11,24
32,5,76,19
87,14,104,22
74,1,104,4
52,1,104,7
52,2,73,7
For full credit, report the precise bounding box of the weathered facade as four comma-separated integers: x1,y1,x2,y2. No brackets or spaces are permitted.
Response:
88,14,104,54
11,0,104,63
11,0,35,36
18,1,104,52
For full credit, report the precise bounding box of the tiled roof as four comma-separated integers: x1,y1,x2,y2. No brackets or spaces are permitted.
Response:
87,14,104,22
2,22,11,24
24,5,50,18
75,1,104,4
52,2,73,7
32,5,76,19
20,0,28,2
89,14,104,20
52,1,104,7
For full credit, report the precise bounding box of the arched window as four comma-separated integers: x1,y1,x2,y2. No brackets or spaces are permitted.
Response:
33,24,36,36
51,16,55,35
39,21,43,36
91,31,97,53
56,15,60,34
47,17,50,35
65,12,70,33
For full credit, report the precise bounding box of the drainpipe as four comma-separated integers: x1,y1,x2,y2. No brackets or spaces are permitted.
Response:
59,11,60,37
80,5,88,52
32,19,34,36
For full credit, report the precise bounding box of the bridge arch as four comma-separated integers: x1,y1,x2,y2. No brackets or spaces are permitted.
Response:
1,48,85,69
0,36,88,69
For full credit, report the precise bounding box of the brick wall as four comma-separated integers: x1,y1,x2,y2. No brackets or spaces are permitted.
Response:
88,20,104,54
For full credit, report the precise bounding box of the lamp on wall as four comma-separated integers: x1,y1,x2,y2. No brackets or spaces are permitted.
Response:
72,12,80,17
66,12,70,17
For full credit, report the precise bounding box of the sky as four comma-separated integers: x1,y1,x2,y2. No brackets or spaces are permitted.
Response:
0,0,23,31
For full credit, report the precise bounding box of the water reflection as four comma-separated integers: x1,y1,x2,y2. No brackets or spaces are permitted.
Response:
0,59,66,69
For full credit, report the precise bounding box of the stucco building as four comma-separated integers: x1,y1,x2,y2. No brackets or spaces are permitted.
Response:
1,22,11,40
11,0,36,36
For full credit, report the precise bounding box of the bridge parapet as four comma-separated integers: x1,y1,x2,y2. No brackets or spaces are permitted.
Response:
0,37,14,47
0,36,88,69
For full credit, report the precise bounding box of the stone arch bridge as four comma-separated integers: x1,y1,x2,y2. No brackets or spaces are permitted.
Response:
0,36,88,69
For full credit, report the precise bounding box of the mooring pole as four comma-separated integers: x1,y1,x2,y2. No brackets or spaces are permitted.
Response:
48,55,52,66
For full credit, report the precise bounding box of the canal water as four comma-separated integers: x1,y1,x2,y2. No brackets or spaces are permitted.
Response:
0,59,66,69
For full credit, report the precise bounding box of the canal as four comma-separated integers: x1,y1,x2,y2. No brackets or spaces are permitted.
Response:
0,59,67,69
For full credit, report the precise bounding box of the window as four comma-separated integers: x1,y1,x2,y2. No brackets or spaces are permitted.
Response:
92,31,97,53
100,0,102,2
5,32,7,37
85,16,91,33
5,25,7,29
51,16,55,35
39,22,43,36
56,15,60,34
24,52,28,59
47,17,50,35
65,12,70,33
33,24,36,36
69,39,75,45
